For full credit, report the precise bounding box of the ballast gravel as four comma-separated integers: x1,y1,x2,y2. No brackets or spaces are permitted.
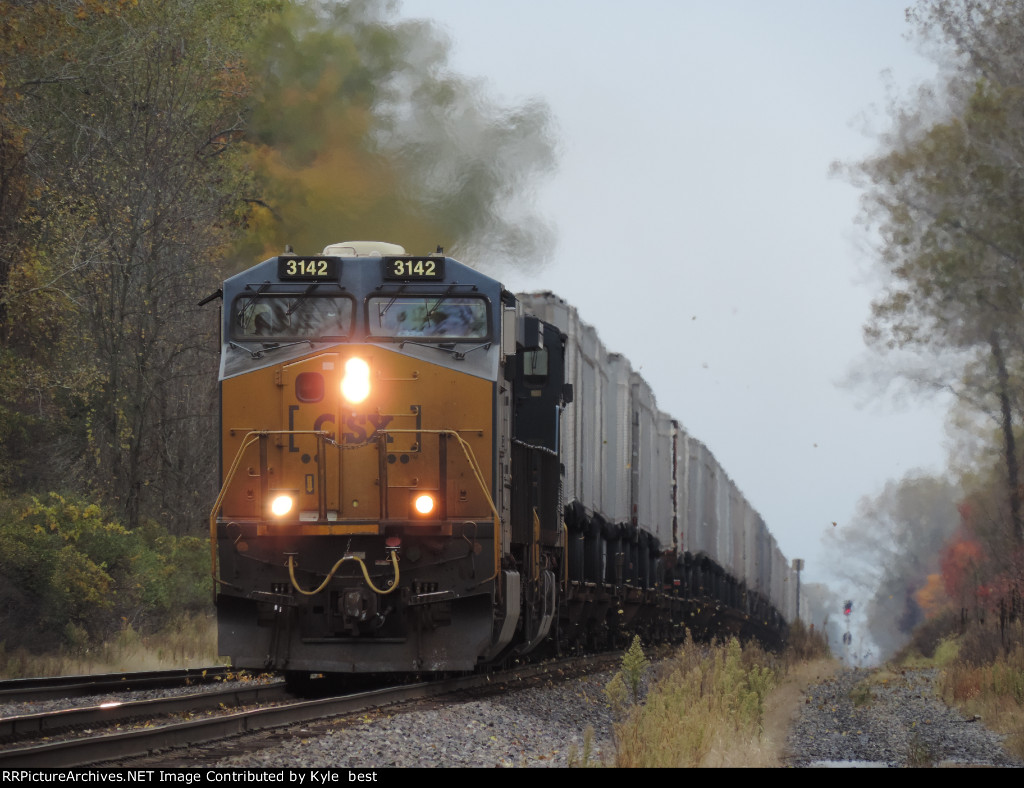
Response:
786,667,1024,768
204,664,1023,768
209,670,617,769
8,662,1022,767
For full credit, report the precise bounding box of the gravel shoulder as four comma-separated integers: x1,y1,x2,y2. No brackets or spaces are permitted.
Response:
761,658,843,765
205,668,618,768
781,662,1023,768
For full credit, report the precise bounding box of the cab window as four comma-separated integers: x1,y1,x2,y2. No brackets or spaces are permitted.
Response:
366,296,488,340
233,296,354,339
523,348,548,383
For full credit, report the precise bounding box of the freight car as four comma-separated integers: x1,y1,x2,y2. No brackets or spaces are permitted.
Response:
210,242,794,683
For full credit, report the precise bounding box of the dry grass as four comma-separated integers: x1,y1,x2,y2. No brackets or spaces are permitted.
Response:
898,619,1024,760
604,633,783,767
940,639,1024,759
784,618,832,665
0,613,221,678
587,622,834,768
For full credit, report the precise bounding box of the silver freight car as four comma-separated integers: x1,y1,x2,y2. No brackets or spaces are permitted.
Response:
518,291,793,642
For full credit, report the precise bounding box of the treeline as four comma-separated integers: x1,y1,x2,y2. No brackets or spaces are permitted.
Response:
0,493,209,652
827,0,1024,656
0,0,555,650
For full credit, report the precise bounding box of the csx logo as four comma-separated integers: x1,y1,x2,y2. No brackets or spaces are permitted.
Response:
341,413,394,444
297,409,395,447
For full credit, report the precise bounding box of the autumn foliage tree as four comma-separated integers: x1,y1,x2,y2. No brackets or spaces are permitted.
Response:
844,0,1024,606
940,521,988,614
0,0,277,533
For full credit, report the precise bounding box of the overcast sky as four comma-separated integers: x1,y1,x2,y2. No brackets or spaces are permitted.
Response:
396,0,949,589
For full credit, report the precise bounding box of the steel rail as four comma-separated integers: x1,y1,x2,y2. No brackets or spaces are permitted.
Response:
0,682,289,743
0,656,616,768
0,667,235,704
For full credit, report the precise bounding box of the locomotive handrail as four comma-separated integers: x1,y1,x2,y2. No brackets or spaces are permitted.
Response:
208,429,333,603
376,427,502,591
209,428,501,603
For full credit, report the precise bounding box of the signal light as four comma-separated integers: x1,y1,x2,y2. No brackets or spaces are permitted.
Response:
341,357,371,403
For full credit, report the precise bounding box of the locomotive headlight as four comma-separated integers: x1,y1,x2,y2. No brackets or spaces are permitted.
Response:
270,493,295,518
412,493,436,517
341,357,371,404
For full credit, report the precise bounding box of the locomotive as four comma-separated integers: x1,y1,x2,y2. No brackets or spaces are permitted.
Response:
210,242,795,682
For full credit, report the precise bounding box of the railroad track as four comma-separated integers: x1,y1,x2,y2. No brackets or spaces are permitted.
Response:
0,655,619,768
0,667,236,704
0,681,290,746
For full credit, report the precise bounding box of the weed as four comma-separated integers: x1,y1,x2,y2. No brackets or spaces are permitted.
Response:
906,732,933,768
620,635,650,703
786,619,831,663
848,681,874,707
932,636,960,667
568,726,597,767
607,632,781,767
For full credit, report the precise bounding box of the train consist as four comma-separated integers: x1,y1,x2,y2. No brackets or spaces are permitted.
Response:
210,242,795,682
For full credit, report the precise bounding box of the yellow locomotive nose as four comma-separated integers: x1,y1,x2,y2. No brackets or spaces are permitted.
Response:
341,357,371,403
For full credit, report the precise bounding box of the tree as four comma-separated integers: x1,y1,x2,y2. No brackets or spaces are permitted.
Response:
845,0,1024,548
0,0,276,531
0,1,120,490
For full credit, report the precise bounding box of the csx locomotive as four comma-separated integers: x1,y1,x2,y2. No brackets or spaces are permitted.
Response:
210,242,795,682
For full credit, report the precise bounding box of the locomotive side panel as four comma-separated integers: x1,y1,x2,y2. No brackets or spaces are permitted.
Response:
517,292,632,528
516,294,582,509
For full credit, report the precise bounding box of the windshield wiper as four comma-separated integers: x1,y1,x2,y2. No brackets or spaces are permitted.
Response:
378,284,408,320
237,282,271,329
227,338,314,359
421,285,459,325
397,340,491,361
285,284,319,317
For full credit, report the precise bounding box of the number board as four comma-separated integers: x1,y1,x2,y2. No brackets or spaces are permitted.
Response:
382,256,445,281
277,256,339,281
